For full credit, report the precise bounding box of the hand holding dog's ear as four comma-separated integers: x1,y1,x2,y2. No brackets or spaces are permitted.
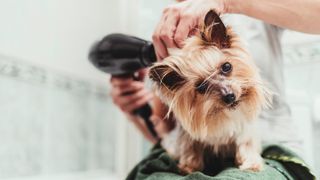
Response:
152,0,226,60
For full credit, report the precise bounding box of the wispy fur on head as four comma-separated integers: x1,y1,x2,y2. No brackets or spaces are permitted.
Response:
149,10,271,173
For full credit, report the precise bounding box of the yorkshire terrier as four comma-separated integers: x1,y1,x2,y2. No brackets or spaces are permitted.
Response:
149,10,271,174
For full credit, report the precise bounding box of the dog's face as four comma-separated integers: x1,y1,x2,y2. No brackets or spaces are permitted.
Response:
149,11,270,142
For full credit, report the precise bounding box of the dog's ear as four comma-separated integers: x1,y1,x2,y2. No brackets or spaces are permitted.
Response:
201,10,230,48
149,64,185,90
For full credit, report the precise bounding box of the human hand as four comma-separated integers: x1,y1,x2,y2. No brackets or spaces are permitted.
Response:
150,115,176,138
110,69,153,115
152,0,226,59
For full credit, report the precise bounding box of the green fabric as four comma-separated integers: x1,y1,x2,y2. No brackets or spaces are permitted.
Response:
127,143,315,180
262,145,316,180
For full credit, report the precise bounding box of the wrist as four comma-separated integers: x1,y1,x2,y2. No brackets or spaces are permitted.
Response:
125,112,139,122
218,0,230,14
222,0,251,14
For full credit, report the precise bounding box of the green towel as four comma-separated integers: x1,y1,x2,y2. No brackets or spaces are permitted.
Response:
127,143,316,180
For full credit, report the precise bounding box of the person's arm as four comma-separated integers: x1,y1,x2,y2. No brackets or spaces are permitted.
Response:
153,0,320,59
110,69,173,144
124,114,158,144
123,95,173,144
226,0,320,34
110,70,157,144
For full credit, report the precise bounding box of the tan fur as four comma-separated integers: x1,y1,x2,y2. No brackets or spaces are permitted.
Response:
149,10,271,173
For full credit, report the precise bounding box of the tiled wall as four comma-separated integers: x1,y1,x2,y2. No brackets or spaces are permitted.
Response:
0,55,116,178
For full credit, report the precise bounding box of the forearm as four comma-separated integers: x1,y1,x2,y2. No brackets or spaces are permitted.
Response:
126,114,158,144
126,96,171,144
225,0,320,34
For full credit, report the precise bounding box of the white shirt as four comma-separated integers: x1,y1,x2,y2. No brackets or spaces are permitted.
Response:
224,15,302,155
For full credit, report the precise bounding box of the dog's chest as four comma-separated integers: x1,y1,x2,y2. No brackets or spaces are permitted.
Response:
200,108,251,145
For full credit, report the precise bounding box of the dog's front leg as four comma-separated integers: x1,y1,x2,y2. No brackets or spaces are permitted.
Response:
178,141,204,174
235,137,263,171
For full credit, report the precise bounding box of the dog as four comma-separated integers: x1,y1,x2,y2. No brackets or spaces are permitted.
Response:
149,10,271,174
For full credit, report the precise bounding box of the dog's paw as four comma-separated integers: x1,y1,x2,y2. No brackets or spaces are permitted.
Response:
237,154,264,172
178,163,196,174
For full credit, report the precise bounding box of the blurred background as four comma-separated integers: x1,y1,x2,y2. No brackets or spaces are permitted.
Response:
0,0,319,179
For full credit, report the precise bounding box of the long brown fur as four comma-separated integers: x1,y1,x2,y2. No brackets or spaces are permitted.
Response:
149,10,271,174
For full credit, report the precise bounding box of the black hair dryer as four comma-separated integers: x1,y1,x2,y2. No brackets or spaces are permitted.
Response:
88,33,158,138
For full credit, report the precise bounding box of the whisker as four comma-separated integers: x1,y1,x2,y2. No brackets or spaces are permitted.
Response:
202,70,218,84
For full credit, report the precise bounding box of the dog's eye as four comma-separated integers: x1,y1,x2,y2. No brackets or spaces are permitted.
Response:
195,81,208,94
221,62,232,74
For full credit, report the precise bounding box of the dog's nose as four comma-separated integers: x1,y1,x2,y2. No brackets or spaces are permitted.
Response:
222,93,236,104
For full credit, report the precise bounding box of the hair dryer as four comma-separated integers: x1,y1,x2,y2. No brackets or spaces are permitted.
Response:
88,33,158,138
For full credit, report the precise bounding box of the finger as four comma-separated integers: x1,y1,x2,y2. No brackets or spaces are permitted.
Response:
189,25,199,36
159,13,179,49
155,52,163,62
123,89,150,105
114,88,148,108
153,35,168,60
125,92,154,113
111,81,144,99
110,87,124,105
174,14,196,48
110,76,133,86
153,14,169,60
118,82,144,95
